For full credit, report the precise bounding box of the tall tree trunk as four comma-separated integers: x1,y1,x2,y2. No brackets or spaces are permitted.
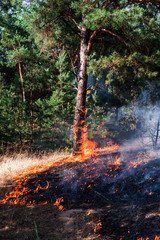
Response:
18,62,26,103
30,85,34,142
59,64,64,110
13,46,26,104
73,25,89,155
154,114,160,149
60,81,64,110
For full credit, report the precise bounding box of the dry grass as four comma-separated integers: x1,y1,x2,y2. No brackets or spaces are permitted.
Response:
0,150,68,187
0,149,159,239
0,150,101,240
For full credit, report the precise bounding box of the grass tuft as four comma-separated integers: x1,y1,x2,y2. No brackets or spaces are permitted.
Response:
0,150,68,187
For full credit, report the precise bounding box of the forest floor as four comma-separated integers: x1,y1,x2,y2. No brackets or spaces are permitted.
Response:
0,147,160,240
0,194,100,240
0,152,100,240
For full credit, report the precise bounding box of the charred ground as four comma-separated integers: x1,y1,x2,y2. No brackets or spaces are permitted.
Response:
0,148,160,240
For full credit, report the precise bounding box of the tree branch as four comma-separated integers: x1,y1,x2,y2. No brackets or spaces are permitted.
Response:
68,16,82,30
101,28,131,49
87,29,100,54
116,23,133,53
67,50,79,86
102,0,110,9
38,17,58,30
61,18,81,38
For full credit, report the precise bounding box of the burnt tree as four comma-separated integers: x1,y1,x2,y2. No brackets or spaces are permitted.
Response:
26,0,160,155
73,25,88,154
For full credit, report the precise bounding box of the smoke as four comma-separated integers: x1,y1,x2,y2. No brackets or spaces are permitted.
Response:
1,88,160,214
114,89,160,152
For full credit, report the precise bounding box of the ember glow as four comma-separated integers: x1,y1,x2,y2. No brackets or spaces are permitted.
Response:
0,128,160,239
53,197,65,211
137,237,160,240
94,218,102,233
0,130,120,207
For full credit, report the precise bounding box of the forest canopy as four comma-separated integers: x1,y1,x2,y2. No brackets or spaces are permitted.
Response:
0,0,160,153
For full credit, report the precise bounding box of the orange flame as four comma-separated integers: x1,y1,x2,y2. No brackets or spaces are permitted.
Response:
73,123,119,161
0,130,120,207
137,237,160,240
0,125,119,208
0,124,159,240
94,218,102,233
53,197,65,211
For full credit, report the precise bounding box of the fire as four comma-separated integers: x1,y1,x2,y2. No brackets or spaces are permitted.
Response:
0,125,159,239
129,160,144,169
118,237,160,240
94,218,102,233
137,237,160,240
6,125,119,181
53,197,65,211
73,123,119,160
95,142,119,155
86,209,95,216
86,210,91,216
0,126,120,208
73,124,97,159
110,155,121,165
100,237,160,240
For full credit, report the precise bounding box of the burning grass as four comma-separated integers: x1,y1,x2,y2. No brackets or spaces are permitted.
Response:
0,136,160,239
0,151,68,187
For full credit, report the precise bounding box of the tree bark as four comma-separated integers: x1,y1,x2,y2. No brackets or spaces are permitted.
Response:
154,114,160,149
59,64,64,110
30,85,34,142
13,46,26,104
73,24,89,155
18,62,26,103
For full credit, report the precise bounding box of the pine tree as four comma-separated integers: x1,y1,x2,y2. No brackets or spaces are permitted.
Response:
2,0,159,154
23,0,159,155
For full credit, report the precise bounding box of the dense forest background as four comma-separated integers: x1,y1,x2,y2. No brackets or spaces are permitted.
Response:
0,0,160,153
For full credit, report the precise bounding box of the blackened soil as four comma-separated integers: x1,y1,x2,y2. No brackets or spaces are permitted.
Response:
1,152,160,239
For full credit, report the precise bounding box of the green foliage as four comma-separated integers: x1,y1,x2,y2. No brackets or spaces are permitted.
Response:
119,105,139,132
0,84,30,146
0,0,160,152
32,49,75,150
33,91,73,150
0,1,75,152
86,90,110,145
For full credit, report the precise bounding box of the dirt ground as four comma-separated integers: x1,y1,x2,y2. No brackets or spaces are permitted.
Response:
0,185,102,240
0,149,160,240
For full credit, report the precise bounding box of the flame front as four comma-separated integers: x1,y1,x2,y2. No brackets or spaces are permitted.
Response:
0,128,120,207
0,127,159,240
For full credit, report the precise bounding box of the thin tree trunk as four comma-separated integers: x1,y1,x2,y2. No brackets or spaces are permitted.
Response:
13,46,26,104
17,96,23,146
154,114,160,149
73,24,89,155
30,85,34,142
60,88,64,110
59,62,64,110
115,107,118,122
59,81,64,110
18,62,26,103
